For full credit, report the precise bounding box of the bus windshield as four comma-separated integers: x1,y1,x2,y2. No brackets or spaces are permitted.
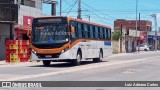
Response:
32,24,68,44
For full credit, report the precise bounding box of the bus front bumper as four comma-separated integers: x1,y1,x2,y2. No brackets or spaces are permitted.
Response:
31,51,70,61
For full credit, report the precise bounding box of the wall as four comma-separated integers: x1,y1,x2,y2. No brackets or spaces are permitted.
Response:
18,5,43,25
0,24,10,60
114,20,152,31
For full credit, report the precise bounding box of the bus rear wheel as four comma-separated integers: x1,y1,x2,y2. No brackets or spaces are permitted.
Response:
93,51,103,62
43,60,51,67
72,52,82,66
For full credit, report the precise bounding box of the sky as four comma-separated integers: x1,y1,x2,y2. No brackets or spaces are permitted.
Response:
42,0,160,30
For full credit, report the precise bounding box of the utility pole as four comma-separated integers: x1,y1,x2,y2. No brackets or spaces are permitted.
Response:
60,0,62,16
77,0,81,19
135,0,138,52
89,13,90,21
151,14,158,51
138,13,140,52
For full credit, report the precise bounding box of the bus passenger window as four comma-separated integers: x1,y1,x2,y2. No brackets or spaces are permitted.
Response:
90,26,93,39
81,24,85,38
78,23,82,38
98,27,101,39
93,26,95,39
100,27,103,39
84,24,88,38
104,28,107,40
87,25,90,38
108,29,111,40
95,27,98,39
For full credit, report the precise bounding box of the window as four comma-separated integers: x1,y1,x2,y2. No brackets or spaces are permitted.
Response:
87,25,91,38
100,27,103,39
81,24,85,38
104,28,107,39
84,24,88,38
95,26,98,39
70,21,78,39
78,23,82,38
98,27,101,39
21,0,24,5
23,0,35,7
93,26,95,39
90,25,93,38
108,29,111,40
102,28,105,39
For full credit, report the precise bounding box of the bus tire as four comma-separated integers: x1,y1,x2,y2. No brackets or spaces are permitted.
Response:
72,51,82,66
43,60,51,67
93,50,103,62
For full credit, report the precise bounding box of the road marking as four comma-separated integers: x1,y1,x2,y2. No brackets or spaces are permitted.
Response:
1,56,160,81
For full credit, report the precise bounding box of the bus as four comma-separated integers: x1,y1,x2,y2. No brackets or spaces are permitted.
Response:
31,16,112,66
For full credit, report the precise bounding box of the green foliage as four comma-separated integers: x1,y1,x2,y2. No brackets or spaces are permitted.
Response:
112,30,122,41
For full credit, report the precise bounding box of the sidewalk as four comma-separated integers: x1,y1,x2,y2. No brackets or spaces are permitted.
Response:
109,51,160,57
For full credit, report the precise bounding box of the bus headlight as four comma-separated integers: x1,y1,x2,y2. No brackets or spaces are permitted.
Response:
61,50,64,53
32,50,37,54
61,47,69,54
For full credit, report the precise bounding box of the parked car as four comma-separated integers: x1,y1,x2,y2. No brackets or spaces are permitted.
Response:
136,44,149,51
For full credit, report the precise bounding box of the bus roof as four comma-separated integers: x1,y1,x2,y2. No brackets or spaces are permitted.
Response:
35,16,112,29
68,17,111,29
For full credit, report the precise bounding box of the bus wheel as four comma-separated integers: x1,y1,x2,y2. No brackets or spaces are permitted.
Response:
72,52,81,66
43,60,51,67
93,51,103,62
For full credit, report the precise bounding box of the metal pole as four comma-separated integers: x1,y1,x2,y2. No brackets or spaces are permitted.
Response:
151,14,157,51
135,0,138,52
78,0,81,19
89,13,90,21
155,14,158,51
60,0,62,16
138,13,140,52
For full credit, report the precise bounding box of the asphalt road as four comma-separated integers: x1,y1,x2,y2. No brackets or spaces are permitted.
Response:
0,51,160,90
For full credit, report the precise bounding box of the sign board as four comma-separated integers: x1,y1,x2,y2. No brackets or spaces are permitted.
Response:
129,29,140,37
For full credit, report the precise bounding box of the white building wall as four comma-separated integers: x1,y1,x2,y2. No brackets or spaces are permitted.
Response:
18,5,43,25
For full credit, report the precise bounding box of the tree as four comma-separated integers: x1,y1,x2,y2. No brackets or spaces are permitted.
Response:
112,30,122,41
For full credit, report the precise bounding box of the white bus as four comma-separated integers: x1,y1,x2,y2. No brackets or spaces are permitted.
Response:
31,16,112,66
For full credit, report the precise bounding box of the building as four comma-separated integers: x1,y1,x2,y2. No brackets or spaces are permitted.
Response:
114,19,152,52
0,0,44,60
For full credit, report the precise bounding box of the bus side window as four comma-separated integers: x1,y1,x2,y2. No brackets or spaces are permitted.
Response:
100,27,103,39
102,28,105,39
70,21,77,39
93,26,95,39
98,27,101,39
106,28,109,40
84,24,88,38
95,26,98,39
104,28,107,40
78,23,82,38
90,25,93,39
108,29,111,40
81,23,85,38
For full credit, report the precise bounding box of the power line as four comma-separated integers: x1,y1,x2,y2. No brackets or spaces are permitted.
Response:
81,1,116,19
66,0,78,16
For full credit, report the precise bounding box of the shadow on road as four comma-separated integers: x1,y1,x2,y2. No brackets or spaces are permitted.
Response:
29,61,107,68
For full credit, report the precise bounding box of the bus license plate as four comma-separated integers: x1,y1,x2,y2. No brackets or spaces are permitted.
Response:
45,55,52,58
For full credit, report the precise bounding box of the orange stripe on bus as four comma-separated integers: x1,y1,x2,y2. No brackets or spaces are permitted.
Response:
32,43,70,54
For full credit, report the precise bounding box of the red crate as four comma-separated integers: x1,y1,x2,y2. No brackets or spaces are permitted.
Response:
22,45,29,49
18,54,23,58
6,45,10,50
6,57,10,62
10,40,18,44
6,40,11,45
